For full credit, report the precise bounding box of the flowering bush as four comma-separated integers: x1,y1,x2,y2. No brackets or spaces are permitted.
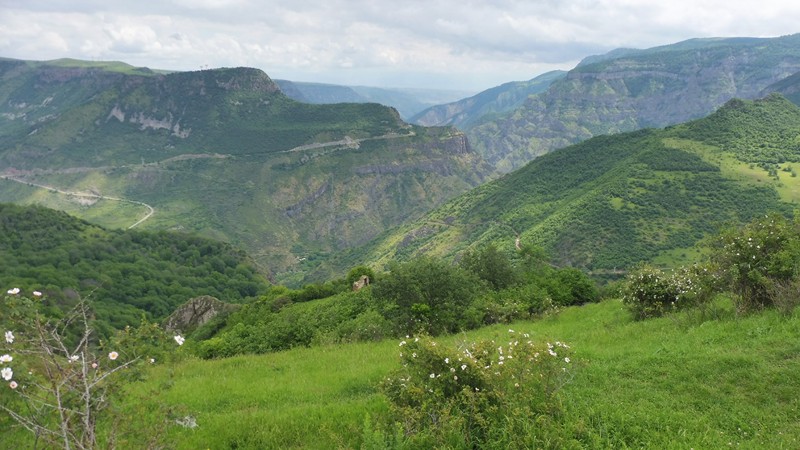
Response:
0,288,183,448
378,331,575,448
713,214,800,312
621,263,717,319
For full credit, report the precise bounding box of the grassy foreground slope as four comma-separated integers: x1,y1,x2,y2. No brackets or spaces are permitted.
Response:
120,299,800,449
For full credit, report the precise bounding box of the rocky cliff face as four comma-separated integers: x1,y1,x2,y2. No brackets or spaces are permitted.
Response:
468,34,800,172
764,71,800,105
164,295,239,334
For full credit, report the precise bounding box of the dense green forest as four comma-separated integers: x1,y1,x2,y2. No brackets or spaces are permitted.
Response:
0,203,270,333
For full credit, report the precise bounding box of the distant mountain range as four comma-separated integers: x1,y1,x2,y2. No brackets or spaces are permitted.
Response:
414,34,800,172
274,79,474,119
0,57,490,285
3,33,800,285
409,70,566,129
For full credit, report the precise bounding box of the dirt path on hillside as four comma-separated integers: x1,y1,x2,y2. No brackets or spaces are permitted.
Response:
0,175,155,229
278,130,417,154
0,153,236,228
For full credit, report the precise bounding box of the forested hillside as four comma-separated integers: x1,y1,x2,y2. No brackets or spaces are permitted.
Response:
340,94,800,277
0,203,269,333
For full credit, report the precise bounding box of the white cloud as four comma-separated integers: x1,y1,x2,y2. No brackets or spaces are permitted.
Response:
0,0,798,91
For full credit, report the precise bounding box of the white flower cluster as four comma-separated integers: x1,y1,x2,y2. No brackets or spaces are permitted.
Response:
391,331,574,396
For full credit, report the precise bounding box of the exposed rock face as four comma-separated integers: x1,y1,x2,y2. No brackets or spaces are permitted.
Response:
410,70,566,128
164,295,239,334
467,34,800,172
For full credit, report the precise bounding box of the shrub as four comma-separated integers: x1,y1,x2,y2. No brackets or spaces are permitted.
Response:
331,308,392,343
621,263,716,320
713,214,800,312
0,288,182,448
378,331,575,448
373,257,486,335
766,277,800,316
459,245,519,291
549,267,600,306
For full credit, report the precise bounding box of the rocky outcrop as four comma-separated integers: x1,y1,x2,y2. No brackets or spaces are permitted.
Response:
164,295,239,334
468,34,800,172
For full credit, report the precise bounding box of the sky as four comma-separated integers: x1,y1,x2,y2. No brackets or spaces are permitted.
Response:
1,1,799,93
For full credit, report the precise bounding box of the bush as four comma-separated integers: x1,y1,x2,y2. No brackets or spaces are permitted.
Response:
549,267,600,306
766,277,800,316
713,214,800,312
621,263,716,320
0,288,182,448
459,245,519,291
377,331,575,448
373,257,486,335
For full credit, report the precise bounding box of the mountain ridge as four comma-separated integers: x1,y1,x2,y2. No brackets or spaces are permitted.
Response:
0,60,491,285
464,33,800,172
332,94,800,278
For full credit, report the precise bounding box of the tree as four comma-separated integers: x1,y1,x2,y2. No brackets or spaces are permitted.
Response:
1,288,182,448
373,257,485,335
459,245,518,291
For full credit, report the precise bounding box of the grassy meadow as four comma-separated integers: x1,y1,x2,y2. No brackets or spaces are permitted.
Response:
114,298,800,449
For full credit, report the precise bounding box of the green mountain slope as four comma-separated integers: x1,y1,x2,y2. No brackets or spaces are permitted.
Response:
342,94,800,276
469,34,800,172
0,58,491,285
0,203,269,331
409,70,566,128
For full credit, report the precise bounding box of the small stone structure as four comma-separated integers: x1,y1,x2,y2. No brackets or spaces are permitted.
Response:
352,275,370,291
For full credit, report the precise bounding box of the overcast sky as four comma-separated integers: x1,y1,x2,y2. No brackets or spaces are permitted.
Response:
1,1,798,93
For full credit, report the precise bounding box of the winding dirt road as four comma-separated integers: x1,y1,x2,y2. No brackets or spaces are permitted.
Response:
0,175,155,229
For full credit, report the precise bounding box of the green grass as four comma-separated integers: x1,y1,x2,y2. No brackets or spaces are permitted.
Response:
121,340,398,449
115,299,800,449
